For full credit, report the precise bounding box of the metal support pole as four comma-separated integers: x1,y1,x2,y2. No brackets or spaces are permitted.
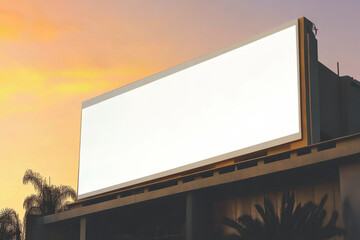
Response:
80,216,86,240
186,192,195,240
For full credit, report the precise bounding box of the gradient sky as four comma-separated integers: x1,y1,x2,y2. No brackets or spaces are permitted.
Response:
0,0,359,220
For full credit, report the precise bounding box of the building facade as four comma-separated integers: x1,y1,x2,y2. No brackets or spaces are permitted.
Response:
29,17,360,240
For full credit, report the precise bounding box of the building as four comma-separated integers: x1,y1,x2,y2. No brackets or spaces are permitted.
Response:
29,17,360,240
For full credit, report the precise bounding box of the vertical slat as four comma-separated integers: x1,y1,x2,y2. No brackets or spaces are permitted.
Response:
214,198,236,237
276,190,284,217
236,196,251,220
223,198,237,236
296,184,314,206
251,193,264,219
333,179,342,225
265,191,278,214
314,181,335,223
333,179,343,240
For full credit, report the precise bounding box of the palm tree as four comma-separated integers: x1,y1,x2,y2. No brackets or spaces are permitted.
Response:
23,169,77,216
0,208,22,240
223,192,344,240
22,169,77,240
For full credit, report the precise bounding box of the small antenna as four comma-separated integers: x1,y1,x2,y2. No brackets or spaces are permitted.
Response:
312,24,318,36
337,62,340,76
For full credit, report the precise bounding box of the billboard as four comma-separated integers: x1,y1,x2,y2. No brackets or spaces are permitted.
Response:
78,20,301,199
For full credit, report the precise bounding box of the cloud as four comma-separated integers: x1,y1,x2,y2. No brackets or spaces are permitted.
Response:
0,10,25,40
0,7,79,42
0,66,142,116
29,17,79,41
0,67,47,100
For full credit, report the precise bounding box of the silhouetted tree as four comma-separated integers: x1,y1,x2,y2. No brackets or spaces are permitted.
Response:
23,169,76,216
22,169,76,239
0,208,22,240
223,192,344,240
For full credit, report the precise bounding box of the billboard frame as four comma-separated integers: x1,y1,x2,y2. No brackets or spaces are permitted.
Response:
77,19,303,200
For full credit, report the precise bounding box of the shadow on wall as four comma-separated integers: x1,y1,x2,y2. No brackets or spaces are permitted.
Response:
343,198,359,240
221,192,344,240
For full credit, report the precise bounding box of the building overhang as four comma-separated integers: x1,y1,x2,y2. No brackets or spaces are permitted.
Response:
39,133,360,225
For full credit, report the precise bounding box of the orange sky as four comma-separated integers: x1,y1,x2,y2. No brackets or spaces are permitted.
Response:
1,0,359,220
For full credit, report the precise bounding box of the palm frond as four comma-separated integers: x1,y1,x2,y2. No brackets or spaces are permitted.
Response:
23,169,44,193
223,217,245,233
23,194,40,211
58,185,77,202
56,201,74,213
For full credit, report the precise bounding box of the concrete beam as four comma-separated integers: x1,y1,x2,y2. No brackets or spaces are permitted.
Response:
41,134,360,224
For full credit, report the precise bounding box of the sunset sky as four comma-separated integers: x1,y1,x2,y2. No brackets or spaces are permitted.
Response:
0,0,359,220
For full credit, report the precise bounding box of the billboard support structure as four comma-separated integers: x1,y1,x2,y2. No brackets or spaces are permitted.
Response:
300,17,321,145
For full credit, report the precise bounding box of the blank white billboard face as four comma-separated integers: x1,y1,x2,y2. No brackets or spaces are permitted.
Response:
78,21,301,199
